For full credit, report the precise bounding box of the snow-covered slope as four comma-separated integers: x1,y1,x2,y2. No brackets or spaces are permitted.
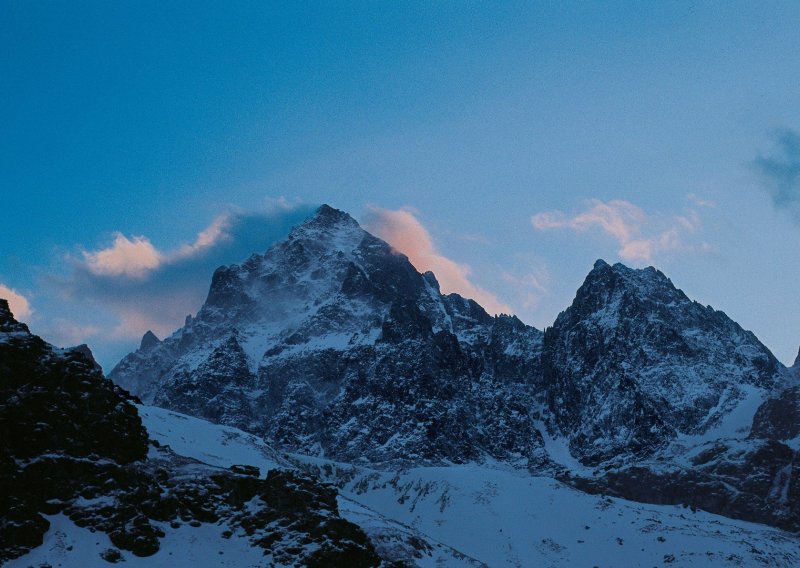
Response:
136,405,486,566
101,407,800,567
328,464,799,568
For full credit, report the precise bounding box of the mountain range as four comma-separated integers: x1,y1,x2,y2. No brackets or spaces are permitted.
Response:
4,204,799,566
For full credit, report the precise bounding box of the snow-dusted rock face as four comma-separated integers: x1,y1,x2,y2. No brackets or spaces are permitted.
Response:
542,259,783,465
751,384,800,441
110,205,545,465
570,436,800,533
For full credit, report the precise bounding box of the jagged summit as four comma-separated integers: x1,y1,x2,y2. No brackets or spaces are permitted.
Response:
579,258,686,308
139,330,160,352
0,298,12,320
281,204,363,248
306,203,359,228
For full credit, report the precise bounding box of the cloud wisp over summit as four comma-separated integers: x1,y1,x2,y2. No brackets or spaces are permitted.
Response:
531,198,714,265
754,129,800,223
14,200,522,369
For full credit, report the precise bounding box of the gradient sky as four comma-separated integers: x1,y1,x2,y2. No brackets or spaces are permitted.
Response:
3,1,800,369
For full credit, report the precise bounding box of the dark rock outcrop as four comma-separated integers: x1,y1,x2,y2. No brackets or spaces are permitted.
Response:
569,438,799,532
0,299,380,565
751,385,800,441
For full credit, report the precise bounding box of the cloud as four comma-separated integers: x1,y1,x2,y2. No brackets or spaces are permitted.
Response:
82,214,233,278
0,284,32,320
754,129,800,221
500,265,549,311
532,198,711,265
83,234,163,278
687,193,715,208
364,206,512,315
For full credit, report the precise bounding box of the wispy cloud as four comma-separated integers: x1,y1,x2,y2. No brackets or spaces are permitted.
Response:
40,319,101,346
531,198,712,265
500,263,550,311
754,129,800,222
687,193,716,208
0,284,32,320
364,206,512,315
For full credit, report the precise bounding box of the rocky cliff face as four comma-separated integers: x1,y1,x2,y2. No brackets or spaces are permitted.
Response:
111,205,546,465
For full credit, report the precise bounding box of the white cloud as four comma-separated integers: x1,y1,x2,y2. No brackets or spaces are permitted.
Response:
82,214,233,279
364,206,512,315
532,198,712,265
83,233,163,278
0,284,32,320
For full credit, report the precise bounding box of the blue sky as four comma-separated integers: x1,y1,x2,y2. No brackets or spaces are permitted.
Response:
3,2,800,368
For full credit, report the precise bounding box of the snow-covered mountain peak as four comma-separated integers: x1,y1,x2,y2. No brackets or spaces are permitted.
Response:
544,260,783,465
288,203,362,241
572,259,688,320
109,205,545,464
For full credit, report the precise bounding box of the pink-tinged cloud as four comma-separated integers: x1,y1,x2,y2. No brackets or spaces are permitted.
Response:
364,207,512,315
81,215,233,279
52,204,317,368
531,198,712,265
0,284,32,320
109,308,179,340
83,233,162,278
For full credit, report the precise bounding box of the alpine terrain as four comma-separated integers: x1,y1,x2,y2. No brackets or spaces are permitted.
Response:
5,204,800,566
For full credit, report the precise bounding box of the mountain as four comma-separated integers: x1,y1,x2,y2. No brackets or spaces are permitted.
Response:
541,260,783,465
111,205,546,466
0,298,382,565
108,204,799,536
